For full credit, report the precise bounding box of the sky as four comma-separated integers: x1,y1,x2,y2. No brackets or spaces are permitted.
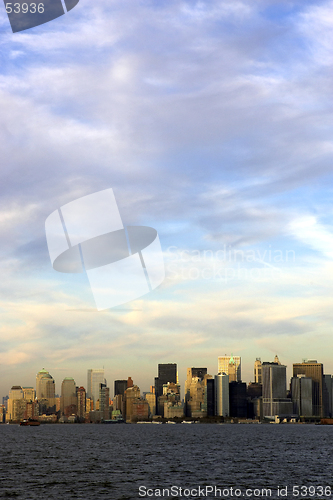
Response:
0,0,332,398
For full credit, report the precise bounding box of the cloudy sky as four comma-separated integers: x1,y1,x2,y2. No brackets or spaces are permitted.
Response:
0,0,332,397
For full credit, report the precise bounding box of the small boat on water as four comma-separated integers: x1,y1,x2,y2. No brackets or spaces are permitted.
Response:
20,419,40,426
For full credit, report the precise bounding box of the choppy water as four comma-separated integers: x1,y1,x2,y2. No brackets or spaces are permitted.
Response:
0,423,332,499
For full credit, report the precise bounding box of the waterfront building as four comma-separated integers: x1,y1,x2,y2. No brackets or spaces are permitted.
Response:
218,355,241,382
164,401,184,419
132,399,149,421
99,383,110,421
124,385,140,422
215,373,229,417
144,392,156,417
293,360,324,417
114,380,127,397
77,386,86,420
291,375,313,417
154,363,177,414
87,369,106,405
262,362,293,417
184,368,208,417
60,377,77,416
0,405,5,423
323,375,332,418
229,381,247,418
254,358,262,384
204,378,215,417
7,386,25,422
36,368,56,412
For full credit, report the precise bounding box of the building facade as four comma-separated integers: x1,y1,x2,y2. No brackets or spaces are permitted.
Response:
218,355,241,382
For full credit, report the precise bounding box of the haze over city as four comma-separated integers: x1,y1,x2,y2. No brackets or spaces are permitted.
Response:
0,0,332,399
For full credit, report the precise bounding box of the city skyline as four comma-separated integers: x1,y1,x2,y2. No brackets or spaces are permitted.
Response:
0,0,332,398
2,353,332,402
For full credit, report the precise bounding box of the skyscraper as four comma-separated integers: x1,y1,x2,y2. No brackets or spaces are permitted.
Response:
99,383,110,421
218,355,241,382
114,380,127,397
60,377,77,416
154,363,177,414
293,360,324,417
77,386,86,420
36,368,55,412
254,358,262,384
262,362,292,417
7,386,24,422
215,373,229,417
291,375,313,417
87,369,106,406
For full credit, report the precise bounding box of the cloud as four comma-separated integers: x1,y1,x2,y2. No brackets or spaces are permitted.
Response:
0,0,332,395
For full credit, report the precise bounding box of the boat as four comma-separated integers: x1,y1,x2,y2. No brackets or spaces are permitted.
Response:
20,419,40,426
320,419,333,425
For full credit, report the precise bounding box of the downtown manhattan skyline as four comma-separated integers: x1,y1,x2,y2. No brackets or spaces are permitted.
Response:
0,0,333,401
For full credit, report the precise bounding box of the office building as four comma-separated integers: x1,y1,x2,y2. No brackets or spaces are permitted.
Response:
77,387,86,420
124,385,140,422
262,362,293,417
114,380,127,397
87,369,106,405
132,399,149,421
185,368,208,418
60,377,77,416
323,375,332,418
7,386,25,422
36,368,55,411
218,355,241,382
154,363,177,414
99,383,110,420
293,360,323,417
204,378,215,417
229,381,247,418
291,375,313,417
215,373,229,417
144,392,156,417
254,358,262,384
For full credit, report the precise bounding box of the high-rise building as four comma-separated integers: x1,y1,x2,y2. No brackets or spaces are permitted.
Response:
291,375,313,417
77,387,86,420
204,378,215,417
218,355,241,382
254,358,262,384
215,373,229,417
184,368,208,418
36,368,55,411
262,362,293,417
114,380,127,397
154,363,177,414
323,375,333,418
144,392,156,417
60,377,77,416
293,360,324,417
124,385,140,422
7,386,25,422
87,369,106,405
229,381,247,418
99,383,110,421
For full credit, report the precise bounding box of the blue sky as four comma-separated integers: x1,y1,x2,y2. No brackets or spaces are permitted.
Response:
0,0,332,397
